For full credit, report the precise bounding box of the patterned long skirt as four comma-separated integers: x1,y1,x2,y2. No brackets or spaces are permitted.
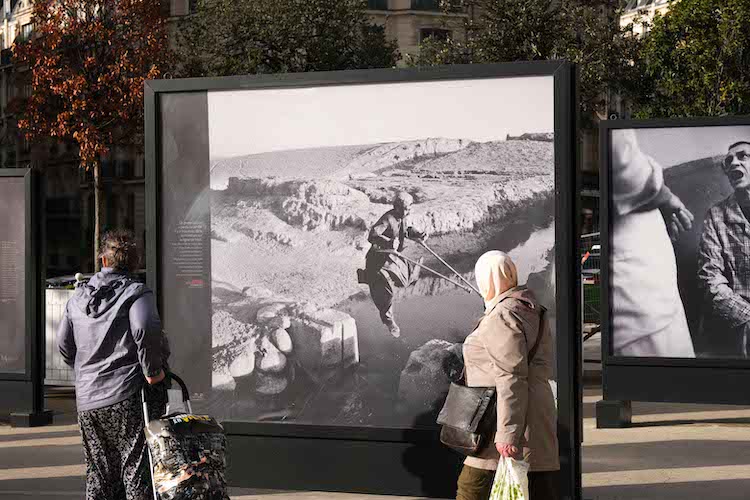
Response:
78,385,167,500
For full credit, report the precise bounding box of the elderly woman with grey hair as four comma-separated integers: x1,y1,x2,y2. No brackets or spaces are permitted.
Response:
361,191,428,338
57,229,169,500
457,251,559,500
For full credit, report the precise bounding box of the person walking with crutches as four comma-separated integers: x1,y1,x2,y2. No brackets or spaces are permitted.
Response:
57,229,170,500
360,191,428,338
359,191,485,338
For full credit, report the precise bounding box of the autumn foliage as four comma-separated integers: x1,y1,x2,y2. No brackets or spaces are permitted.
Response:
13,0,171,168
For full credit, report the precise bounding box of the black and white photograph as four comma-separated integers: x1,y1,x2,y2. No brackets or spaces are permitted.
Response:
609,124,750,359
203,76,558,427
0,176,26,374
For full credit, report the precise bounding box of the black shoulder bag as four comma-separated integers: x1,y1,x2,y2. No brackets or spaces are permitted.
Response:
436,308,545,456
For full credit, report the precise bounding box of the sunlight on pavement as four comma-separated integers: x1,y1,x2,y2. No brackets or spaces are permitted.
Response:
0,436,80,449
2,392,750,500
0,490,80,497
0,424,78,436
231,496,433,500
0,464,84,481
585,464,750,487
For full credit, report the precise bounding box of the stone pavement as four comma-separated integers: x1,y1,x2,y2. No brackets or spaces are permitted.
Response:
3,383,750,499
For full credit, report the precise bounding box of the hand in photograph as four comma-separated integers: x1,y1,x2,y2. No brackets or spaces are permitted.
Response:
409,229,429,242
661,192,694,241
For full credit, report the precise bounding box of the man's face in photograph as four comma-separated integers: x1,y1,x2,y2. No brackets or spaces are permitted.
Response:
723,143,750,191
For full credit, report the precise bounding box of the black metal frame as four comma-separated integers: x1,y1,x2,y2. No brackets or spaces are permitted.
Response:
0,168,45,414
145,61,581,499
600,117,750,405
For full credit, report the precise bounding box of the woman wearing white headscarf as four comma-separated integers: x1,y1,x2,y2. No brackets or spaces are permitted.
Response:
456,251,559,500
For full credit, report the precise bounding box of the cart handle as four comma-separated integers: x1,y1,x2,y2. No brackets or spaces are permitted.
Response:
165,371,190,406
141,371,193,417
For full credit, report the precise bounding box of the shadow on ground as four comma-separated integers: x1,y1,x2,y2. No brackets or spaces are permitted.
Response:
585,479,750,500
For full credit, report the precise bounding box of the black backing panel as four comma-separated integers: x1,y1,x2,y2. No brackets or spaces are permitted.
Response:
0,380,34,411
226,432,462,497
146,62,582,500
605,364,750,405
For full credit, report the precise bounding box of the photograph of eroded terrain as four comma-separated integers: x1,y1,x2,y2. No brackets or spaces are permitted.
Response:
208,134,555,427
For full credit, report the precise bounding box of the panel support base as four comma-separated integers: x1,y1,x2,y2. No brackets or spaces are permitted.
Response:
10,410,54,428
595,400,631,428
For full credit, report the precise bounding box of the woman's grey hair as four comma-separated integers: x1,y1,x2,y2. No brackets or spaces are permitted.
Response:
99,229,139,271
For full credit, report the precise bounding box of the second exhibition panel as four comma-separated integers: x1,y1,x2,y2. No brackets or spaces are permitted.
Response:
602,117,750,407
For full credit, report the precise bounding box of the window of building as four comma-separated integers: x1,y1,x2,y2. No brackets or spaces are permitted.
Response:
108,193,119,229
412,0,462,11
412,0,441,10
134,156,145,178
419,28,451,43
367,0,388,9
127,193,135,230
21,23,33,41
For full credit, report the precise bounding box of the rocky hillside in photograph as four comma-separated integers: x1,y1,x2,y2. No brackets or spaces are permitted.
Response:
211,134,554,311
209,136,556,420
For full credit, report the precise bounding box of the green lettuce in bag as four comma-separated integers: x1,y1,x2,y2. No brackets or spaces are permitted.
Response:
489,457,530,500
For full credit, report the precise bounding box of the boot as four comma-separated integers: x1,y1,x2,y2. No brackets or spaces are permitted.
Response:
385,319,401,338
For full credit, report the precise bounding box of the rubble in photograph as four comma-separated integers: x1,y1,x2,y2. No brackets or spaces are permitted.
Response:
208,136,555,425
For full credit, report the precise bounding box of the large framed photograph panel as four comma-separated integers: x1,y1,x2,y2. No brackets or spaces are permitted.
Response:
146,62,580,498
602,117,750,406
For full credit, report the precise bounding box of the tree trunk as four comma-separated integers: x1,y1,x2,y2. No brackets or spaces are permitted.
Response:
93,162,103,272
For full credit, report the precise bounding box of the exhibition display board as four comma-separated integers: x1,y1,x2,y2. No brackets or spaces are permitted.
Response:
600,117,750,422
0,168,51,427
145,62,580,498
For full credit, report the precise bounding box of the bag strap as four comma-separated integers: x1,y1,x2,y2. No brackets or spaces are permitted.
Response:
457,305,546,385
527,307,546,363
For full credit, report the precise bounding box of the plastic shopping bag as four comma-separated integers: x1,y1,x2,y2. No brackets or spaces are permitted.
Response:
489,457,530,500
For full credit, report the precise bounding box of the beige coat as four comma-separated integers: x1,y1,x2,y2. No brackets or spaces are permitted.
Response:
462,286,560,472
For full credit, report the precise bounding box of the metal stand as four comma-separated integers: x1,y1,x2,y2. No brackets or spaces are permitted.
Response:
10,410,54,428
595,400,632,428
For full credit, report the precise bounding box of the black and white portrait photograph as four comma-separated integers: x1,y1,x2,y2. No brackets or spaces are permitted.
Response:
610,125,750,359
202,76,558,427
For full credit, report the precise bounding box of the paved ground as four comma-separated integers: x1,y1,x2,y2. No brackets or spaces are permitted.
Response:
3,375,750,499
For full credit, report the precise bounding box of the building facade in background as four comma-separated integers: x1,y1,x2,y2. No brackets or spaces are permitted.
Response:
366,0,472,58
0,0,471,277
620,0,674,36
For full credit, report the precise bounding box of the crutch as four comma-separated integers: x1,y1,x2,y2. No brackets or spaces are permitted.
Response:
142,372,192,500
376,249,483,297
415,239,482,297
